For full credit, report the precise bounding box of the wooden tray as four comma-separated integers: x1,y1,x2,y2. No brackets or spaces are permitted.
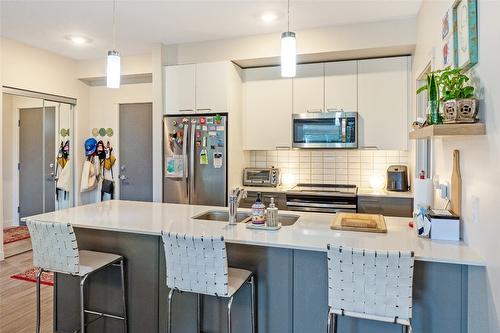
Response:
331,213,387,233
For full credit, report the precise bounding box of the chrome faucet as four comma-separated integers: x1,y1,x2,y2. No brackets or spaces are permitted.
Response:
228,187,247,225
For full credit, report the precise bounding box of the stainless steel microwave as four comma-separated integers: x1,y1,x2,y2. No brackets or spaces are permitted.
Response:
243,168,280,187
292,112,358,148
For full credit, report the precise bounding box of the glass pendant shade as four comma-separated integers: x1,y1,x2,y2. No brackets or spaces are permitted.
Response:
106,50,121,88
281,31,296,78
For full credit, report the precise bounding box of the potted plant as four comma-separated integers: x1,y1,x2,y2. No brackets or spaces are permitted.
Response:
439,67,478,123
417,67,478,124
417,72,442,124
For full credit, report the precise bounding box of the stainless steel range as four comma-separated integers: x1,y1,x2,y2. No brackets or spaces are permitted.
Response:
286,184,357,214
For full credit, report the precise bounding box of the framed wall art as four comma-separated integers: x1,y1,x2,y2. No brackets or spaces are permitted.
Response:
453,0,478,70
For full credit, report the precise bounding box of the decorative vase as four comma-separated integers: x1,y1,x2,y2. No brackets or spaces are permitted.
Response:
428,100,442,125
443,98,479,123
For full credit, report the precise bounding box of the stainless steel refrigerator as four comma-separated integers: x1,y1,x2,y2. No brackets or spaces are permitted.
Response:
163,114,227,206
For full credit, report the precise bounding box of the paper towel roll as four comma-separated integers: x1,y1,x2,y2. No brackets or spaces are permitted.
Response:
414,178,433,212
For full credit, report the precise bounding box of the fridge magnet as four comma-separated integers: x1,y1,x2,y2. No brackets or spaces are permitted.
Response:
202,136,207,147
208,131,217,136
172,120,177,126
217,138,224,147
215,114,222,125
196,131,202,139
200,117,206,125
182,118,189,124
202,125,207,131
166,156,184,178
453,0,478,70
208,125,216,131
196,124,201,130
200,148,209,165
196,141,201,147
213,152,223,168
210,145,216,150
206,116,214,124
191,119,197,124
216,125,225,131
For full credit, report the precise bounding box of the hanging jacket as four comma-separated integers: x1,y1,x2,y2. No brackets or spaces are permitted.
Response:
80,158,98,192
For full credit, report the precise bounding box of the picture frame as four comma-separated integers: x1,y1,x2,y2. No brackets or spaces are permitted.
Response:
453,0,478,70
442,9,452,40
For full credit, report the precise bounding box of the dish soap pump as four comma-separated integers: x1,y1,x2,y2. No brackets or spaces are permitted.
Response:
266,197,279,227
251,193,266,225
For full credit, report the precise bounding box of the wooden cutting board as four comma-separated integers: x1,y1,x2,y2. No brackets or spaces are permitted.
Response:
450,150,462,216
331,213,387,233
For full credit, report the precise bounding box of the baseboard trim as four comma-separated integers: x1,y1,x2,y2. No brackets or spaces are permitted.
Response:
0,251,5,261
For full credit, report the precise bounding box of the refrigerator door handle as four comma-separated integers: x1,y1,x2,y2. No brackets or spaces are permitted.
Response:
183,124,189,198
190,123,196,197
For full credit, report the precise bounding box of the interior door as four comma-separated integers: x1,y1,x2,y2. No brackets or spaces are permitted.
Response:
119,103,153,201
19,106,55,222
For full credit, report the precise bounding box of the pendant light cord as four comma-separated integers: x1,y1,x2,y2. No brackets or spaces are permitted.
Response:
112,0,116,50
287,0,290,32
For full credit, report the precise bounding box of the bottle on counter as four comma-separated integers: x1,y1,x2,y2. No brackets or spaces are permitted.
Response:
251,193,266,225
266,197,279,227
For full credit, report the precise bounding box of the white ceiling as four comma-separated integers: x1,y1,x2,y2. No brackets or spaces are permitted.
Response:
1,0,422,60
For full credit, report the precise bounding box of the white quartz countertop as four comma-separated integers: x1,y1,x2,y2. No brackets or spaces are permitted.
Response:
24,200,483,266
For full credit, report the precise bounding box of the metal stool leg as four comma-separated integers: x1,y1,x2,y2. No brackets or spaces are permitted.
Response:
167,289,176,333
327,309,331,333
227,296,234,333
197,294,203,333
35,269,43,333
249,275,256,333
120,259,128,333
80,275,89,333
332,313,337,333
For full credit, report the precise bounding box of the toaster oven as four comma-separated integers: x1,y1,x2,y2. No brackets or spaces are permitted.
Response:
243,168,280,187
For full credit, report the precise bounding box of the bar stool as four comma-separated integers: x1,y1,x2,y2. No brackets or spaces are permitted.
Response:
161,231,256,333
326,245,415,333
26,220,128,333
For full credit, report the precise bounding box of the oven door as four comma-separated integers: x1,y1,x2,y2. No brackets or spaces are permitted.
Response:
292,112,357,148
286,193,357,214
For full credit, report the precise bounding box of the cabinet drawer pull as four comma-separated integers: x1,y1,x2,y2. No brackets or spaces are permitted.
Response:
359,146,379,150
306,109,323,113
196,108,212,112
275,146,291,150
326,108,344,112
178,109,194,112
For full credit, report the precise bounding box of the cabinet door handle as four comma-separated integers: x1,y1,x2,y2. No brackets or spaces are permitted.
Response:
326,108,344,112
196,108,212,112
306,108,323,113
359,146,379,150
178,109,194,112
275,146,291,150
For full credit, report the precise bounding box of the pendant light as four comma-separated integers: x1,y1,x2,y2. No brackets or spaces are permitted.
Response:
107,0,120,88
281,0,296,78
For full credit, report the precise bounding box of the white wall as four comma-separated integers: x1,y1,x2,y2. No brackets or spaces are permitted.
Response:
80,83,153,204
1,37,89,207
166,18,416,64
414,1,500,331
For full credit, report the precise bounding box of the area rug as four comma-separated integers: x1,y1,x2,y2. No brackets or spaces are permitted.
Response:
3,226,30,244
10,267,54,286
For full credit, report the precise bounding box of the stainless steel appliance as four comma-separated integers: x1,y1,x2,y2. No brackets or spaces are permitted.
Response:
286,184,357,213
243,167,280,187
292,112,358,148
386,165,409,192
163,114,227,206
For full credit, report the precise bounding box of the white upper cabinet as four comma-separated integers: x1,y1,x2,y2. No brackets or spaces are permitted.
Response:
165,64,196,114
165,61,234,115
292,63,324,114
358,57,409,150
195,61,229,113
325,60,357,112
243,66,292,150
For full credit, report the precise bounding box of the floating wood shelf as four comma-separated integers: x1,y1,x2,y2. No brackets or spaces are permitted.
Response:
409,123,486,139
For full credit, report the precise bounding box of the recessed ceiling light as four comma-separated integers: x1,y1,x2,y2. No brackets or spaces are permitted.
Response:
260,12,278,23
65,35,91,45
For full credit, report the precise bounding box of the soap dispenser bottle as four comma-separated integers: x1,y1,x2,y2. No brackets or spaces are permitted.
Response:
266,197,279,227
251,193,266,225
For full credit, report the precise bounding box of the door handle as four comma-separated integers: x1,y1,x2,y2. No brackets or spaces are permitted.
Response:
119,174,128,181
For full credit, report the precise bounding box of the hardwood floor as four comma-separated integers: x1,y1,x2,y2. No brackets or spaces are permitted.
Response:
0,251,53,333
4,238,32,258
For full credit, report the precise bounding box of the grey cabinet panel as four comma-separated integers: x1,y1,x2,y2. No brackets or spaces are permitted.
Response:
358,196,413,217
240,191,288,210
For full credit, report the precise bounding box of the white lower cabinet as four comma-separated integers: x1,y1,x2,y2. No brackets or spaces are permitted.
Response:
243,66,292,150
357,57,409,150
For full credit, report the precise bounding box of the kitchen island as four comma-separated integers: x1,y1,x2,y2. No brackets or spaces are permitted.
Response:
25,200,485,333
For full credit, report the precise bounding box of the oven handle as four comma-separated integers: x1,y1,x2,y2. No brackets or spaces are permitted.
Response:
287,206,356,213
286,202,357,209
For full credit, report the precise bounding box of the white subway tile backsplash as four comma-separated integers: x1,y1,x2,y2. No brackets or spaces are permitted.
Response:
248,149,408,186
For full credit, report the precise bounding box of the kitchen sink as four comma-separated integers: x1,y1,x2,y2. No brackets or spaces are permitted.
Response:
275,214,300,226
192,210,251,223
